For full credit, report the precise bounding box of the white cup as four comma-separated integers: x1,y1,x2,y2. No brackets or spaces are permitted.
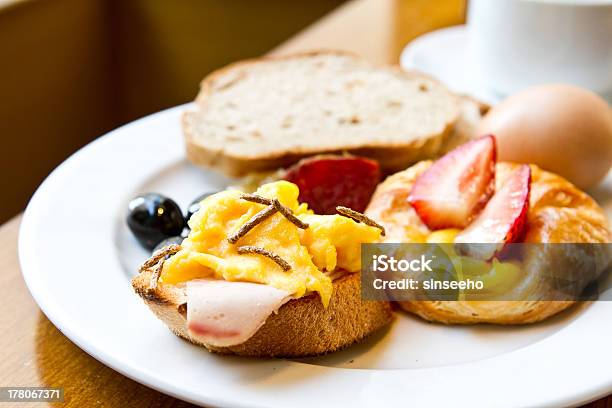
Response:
467,0,612,97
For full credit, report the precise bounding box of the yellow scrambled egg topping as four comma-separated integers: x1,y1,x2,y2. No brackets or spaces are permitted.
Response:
160,181,382,306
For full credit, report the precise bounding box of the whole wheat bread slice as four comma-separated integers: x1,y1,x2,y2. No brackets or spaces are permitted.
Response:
441,94,490,153
132,270,393,357
183,51,461,176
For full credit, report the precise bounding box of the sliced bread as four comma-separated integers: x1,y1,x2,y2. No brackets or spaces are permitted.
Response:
132,270,393,357
183,51,461,176
441,94,490,153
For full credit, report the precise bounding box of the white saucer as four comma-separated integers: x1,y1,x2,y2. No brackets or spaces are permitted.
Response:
400,25,612,104
400,25,503,104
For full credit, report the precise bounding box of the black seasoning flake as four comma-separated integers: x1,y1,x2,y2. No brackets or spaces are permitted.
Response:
139,244,181,273
272,199,309,229
336,206,386,236
227,205,278,244
237,245,292,272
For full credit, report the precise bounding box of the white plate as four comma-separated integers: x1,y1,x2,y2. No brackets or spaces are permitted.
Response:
19,105,612,407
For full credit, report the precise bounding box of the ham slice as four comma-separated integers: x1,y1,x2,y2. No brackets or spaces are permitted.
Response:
186,280,292,347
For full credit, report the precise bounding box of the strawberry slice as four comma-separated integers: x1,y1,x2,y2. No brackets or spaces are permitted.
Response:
455,164,531,259
283,155,381,214
408,135,496,229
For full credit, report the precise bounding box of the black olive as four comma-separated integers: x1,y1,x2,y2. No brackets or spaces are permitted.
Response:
185,192,217,224
127,193,185,249
152,235,184,253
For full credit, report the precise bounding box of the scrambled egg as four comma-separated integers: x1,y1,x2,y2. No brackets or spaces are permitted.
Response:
160,181,382,306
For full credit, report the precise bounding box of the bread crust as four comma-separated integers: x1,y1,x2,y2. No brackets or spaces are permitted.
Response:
132,271,393,357
183,50,458,177
366,162,610,324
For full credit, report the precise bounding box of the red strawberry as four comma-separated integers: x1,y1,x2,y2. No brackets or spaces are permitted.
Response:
283,155,381,214
455,164,531,259
408,135,496,229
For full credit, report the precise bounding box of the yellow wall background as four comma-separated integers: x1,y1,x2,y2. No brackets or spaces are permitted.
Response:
0,0,344,223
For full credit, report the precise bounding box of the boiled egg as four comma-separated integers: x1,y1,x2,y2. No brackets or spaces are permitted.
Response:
477,84,612,189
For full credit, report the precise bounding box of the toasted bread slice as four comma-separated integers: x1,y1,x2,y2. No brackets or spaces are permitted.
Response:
132,271,393,357
441,95,490,153
183,51,460,177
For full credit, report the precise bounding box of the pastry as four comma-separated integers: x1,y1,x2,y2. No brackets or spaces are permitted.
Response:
366,136,610,324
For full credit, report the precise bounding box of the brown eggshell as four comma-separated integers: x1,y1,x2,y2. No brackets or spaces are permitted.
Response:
477,84,612,189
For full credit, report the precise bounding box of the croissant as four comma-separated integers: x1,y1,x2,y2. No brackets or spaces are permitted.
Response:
365,162,611,324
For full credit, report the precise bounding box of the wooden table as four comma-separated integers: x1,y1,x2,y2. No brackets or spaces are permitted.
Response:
1,0,610,406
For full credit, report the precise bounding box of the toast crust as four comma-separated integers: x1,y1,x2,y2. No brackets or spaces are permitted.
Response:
132,271,393,357
183,50,458,177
